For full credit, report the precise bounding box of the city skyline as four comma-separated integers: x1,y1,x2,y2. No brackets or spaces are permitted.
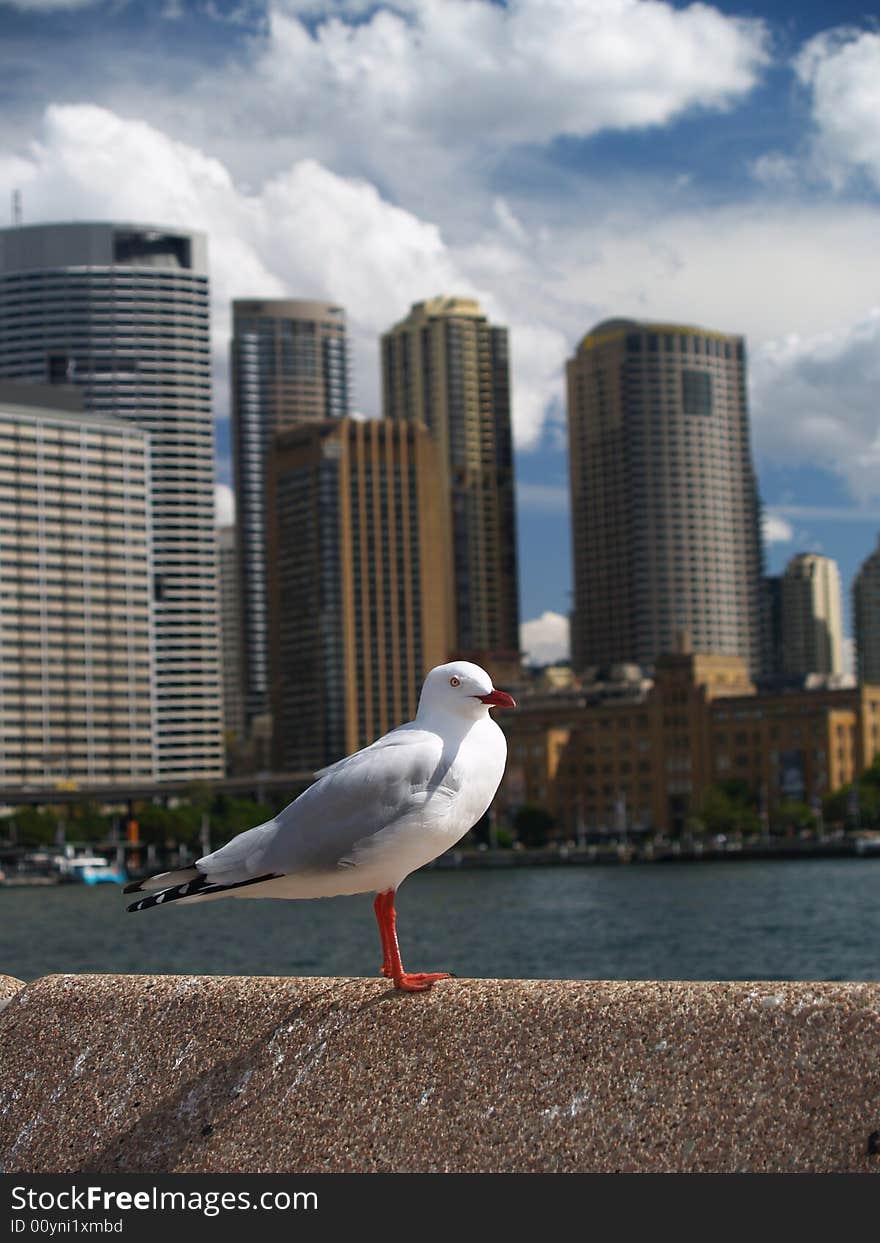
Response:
0,0,878,661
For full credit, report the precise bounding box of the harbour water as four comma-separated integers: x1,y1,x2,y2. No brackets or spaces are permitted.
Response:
3,857,878,984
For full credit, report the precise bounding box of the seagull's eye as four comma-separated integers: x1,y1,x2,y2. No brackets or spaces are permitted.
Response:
449,676,461,688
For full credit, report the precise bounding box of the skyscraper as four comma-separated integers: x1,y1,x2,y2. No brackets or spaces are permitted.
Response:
0,382,155,787
0,222,223,780
267,418,453,772
854,536,880,684
231,299,350,725
567,318,763,674
381,296,520,670
217,524,244,750
779,553,844,678
762,574,785,680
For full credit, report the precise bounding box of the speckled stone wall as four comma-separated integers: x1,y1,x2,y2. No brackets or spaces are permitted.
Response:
1,975,879,1173
0,975,22,1010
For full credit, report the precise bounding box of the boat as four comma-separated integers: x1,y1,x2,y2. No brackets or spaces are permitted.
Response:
53,851,127,885
0,851,62,886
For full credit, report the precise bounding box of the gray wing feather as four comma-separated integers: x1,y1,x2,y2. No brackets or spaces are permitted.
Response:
197,727,445,884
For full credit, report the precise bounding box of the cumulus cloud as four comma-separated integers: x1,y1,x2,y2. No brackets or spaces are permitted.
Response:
750,309,880,503
255,0,769,147
521,611,570,666
762,511,794,545
135,0,768,209
795,28,880,189
547,201,880,344
0,104,574,447
750,152,799,188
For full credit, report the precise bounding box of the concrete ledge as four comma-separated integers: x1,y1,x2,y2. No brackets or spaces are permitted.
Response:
1,975,879,1173
0,975,23,1009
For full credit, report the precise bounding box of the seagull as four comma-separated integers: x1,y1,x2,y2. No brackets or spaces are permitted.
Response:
125,661,515,992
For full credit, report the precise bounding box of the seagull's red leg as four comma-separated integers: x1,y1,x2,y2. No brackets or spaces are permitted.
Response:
373,891,395,978
374,888,454,993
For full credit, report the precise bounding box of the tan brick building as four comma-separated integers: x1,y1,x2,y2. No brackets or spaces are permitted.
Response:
501,645,880,836
267,418,453,772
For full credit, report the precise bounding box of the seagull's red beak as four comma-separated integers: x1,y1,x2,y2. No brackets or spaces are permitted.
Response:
476,689,516,709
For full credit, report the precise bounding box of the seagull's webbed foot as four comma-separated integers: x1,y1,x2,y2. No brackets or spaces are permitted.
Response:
374,889,456,993
392,971,455,993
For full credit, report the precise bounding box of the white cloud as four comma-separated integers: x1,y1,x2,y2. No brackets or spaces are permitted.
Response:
255,0,769,147
545,202,880,345
762,512,794,545
516,483,570,514
215,482,235,526
795,28,880,190
750,309,880,503
521,611,570,666
4,0,99,9
750,152,799,188
149,0,768,211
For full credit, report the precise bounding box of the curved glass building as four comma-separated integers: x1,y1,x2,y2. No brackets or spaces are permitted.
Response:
567,318,764,675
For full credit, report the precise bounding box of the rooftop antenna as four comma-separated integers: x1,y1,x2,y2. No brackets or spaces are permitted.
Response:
12,189,22,227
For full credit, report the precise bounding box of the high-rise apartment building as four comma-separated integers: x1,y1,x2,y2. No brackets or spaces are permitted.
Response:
780,553,844,677
381,296,519,669
567,318,764,674
231,299,350,725
762,574,785,680
0,222,223,780
267,418,453,772
217,524,244,748
854,536,880,683
0,383,155,787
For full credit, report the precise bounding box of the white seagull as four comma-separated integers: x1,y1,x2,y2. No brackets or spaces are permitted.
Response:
126,661,515,991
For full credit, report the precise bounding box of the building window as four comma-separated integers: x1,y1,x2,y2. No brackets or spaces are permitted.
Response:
682,369,712,417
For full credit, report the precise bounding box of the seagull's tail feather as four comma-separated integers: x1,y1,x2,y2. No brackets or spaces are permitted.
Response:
126,870,284,913
123,866,201,895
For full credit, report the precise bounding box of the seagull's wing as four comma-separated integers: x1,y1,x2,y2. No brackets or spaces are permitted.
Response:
197,726,448,885
311,724,421,780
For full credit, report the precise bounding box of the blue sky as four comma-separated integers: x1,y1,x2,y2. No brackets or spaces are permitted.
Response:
0,0,878,661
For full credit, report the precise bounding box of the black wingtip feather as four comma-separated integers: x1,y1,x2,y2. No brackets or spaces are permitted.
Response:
126,871,210,912
127,871,283,912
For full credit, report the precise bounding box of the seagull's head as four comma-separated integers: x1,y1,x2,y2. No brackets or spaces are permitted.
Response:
417,661,516,723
